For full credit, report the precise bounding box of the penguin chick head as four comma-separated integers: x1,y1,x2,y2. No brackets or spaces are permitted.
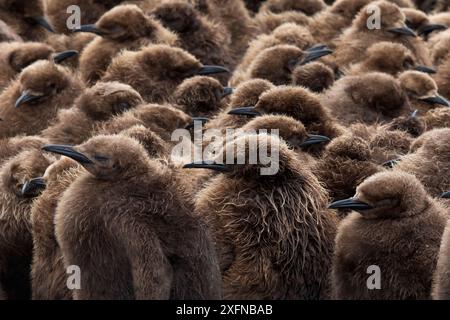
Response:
354,1,416,37
230,79,275,108
262,0,326,16
78,5,164,41
1,149,53,197
76,81,143,121
402,8,447,36
174,76,231,116
270,23,315,50
331,171,430,219
120,125,169,159
330,0,373,19
361,42,417,75
0,0,53,32
399,71,449,107
248,44,333,85
325,134,372,161
43,135,153,180
6,42,54,73
15,60,73,108
241,115,331,151
410,128,450,155
292,62,334,92
132,104,192,133
152,0,201,34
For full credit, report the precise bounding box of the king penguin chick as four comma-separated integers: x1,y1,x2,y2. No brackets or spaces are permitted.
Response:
78,4,178,85
41,81,144,145
0,149,54,299
321,72,411,126
47,134,221,299
187,133,338,299
101,44,229,103
173,76,232,118
330,171,448,299
151,0,233,84
0,0,54,41
334,1,430,68
292,62,335,93
402,8,447,39
0,60,84,139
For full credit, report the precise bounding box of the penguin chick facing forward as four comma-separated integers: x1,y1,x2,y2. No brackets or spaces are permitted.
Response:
101,44,228,103
330,171,448,300
48,135,221,299
78,4,178,85
41,81,144,145
0,60,84,139
187,133,338,299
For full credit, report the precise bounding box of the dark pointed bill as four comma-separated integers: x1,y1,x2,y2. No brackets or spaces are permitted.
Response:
53,50,79,64
301,48,333,65
15,91,42,108
415,65,436,74
185,117,209,129
420,95,450,107
42,145,93,164
73,24,105,35
21,177,46,198
183,161,229,172
387,26,417,37
329,198,374,211
32,16,55,33
298,134,331,148
382,158,401,168
441,191,450,199
418,24,447,36
222,87,234,98
306,44,328,52
196,65,229,76
228,107,261,117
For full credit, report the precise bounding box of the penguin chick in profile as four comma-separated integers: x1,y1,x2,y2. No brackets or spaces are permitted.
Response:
48,135,221,300
398,71,450,113
259,0,326,16
0,149,54,299
394,128,450,197
292,62,335,93
45,33,96,69
0,60,84,139
233,44,333,86
41,81,143,145
402,8,447,38
101,44,229,103
152,0,233,83
187,133,338,299
321,72,411,126
0,0,54,41
78,5,178,84
334,1,430,68
173,76,232,117
330,171,448,300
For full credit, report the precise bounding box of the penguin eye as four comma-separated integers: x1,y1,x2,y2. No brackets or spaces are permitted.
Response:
403,58,414,69
94,155,109,162
115,101,131,113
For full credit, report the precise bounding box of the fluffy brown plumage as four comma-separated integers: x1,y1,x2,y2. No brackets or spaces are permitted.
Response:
433,218,450,299
292,62,335,92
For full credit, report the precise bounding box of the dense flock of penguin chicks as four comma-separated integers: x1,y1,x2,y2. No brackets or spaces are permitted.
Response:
2,0,450,301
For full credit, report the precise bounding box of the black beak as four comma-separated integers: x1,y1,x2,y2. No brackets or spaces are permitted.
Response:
441,191,450,199
301,48,333,65
183,161,229,172
53,50,79,64
298,134,331,148
415,65,436,74
306,44,328,52
329,198,374,211
222,87,234,98
388,26,417,37
42,145,93,164
420,95,450,107
382,158,401,168
32,16,55,33
21,177,46,198
15,91,42,108
185,117,209,129
73,24,105,35
227,107,261,117
418,24,447,36
196,65,229,76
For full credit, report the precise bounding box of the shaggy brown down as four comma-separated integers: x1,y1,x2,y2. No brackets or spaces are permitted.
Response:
253,10,310,35
151,1,233,83
0,149,54,299
0,60,84,139
433,220,450,299
192,134,338,299
321,72,411,126
0,19,21,42
292,62,335,93
52,135,221,299
434,54,450,100
79,5,178,85
259,0,326,16
395,128,450,196
421,107,450,130
0,0,53,41
41,81,144,145
0,135,47,165
45,33,96,69
331,171,447,299
334,1,431,68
